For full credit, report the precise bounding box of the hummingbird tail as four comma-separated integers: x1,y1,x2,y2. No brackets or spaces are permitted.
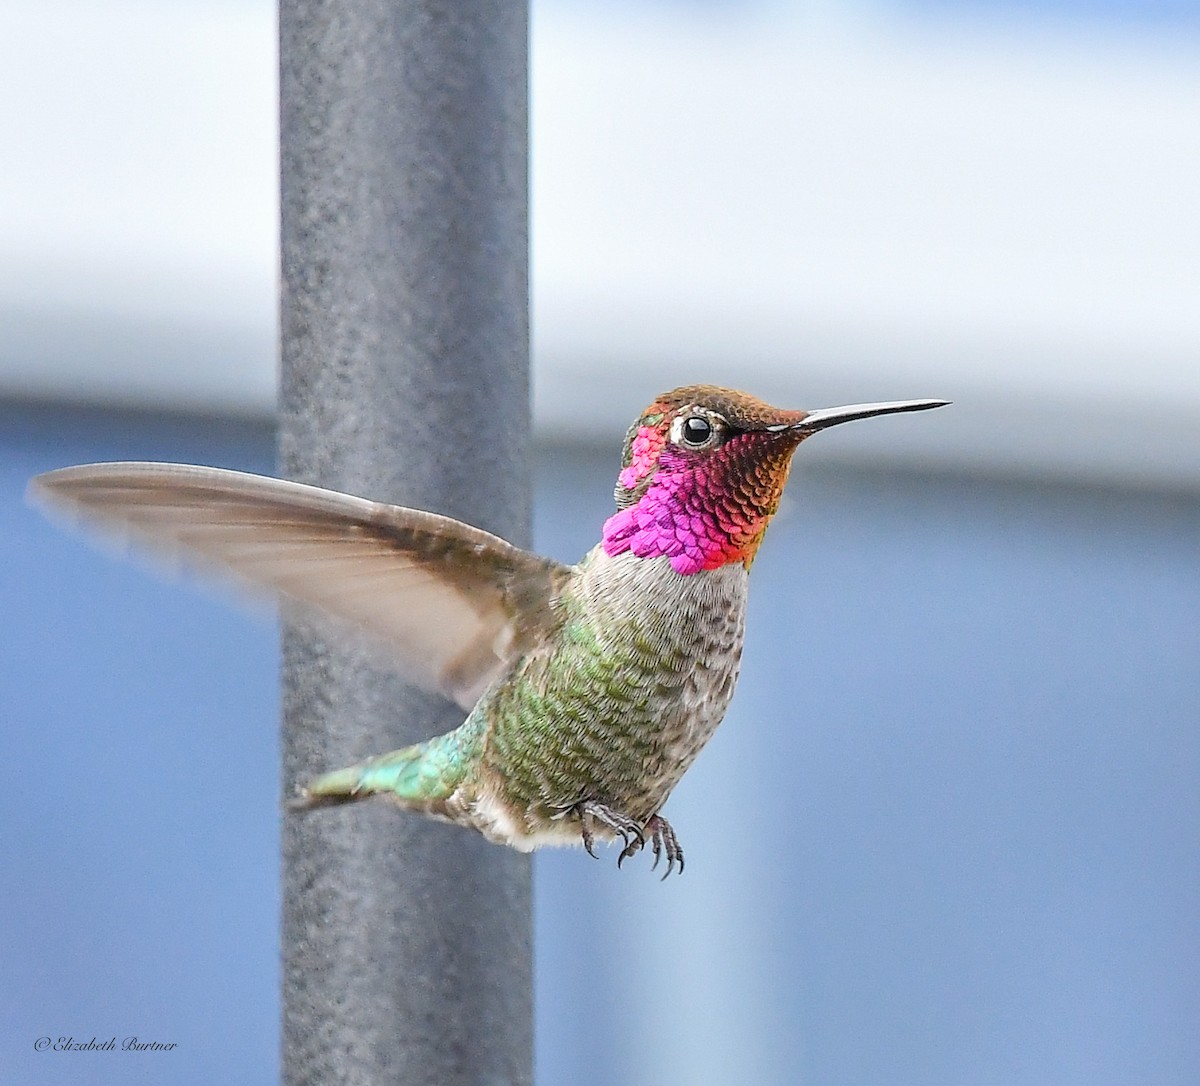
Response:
291,731,470,812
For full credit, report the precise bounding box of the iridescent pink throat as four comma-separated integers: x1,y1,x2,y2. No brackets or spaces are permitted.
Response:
602,442,765,576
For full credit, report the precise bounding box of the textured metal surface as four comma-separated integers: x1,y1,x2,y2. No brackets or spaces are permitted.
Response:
278,2,531,1083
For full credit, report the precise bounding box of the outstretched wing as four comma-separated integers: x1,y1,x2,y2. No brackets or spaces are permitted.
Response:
29,462,573,709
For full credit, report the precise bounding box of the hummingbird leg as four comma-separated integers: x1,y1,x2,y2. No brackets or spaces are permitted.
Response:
646,815,684,879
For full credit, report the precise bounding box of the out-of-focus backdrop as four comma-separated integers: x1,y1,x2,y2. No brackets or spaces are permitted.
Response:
2,2,1197,1083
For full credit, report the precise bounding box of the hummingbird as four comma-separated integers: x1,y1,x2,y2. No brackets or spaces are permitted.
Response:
29,386,946,876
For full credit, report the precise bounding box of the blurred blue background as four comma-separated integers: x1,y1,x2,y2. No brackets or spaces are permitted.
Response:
2,0,1198,1084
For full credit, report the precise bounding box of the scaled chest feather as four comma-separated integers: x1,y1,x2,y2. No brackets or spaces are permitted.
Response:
473,547,749,836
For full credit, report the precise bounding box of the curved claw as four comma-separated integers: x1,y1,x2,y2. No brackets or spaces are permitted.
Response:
579,812,598,859
620,825,646,854
617,832,645,868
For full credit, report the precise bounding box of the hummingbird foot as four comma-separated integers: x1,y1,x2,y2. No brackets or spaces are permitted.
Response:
559,801,684,878
644,815,685,879
566,800,646,863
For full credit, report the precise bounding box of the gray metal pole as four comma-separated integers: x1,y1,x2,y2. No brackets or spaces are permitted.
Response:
278,3,531,1085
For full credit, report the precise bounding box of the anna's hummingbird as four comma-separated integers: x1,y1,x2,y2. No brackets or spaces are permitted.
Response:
29,385,946,876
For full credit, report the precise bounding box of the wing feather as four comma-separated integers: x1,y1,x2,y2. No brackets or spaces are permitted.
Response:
28,462,573,709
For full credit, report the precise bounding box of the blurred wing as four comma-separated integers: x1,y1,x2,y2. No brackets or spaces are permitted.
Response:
29,462,573,709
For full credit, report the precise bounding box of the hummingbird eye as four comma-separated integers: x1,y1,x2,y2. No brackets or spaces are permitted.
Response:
680,416,714,447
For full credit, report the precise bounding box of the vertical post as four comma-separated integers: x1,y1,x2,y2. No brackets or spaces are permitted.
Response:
278,3,531,1085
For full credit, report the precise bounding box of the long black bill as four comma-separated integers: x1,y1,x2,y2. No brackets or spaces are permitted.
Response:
786,399,951,433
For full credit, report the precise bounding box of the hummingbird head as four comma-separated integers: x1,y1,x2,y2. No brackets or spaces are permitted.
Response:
602,385,948,575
